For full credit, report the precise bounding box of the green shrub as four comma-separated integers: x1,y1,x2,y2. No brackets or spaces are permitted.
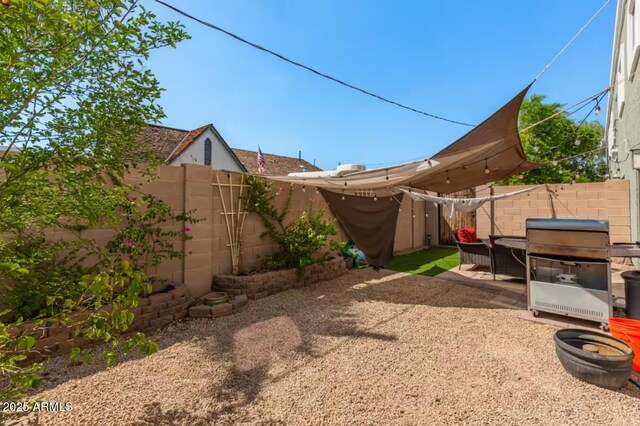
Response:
244,176,340,278
0,237,91,320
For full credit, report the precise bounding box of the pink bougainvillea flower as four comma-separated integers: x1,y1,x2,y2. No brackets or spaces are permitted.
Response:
279,187,285,192
130,197,137,202
183,226,191,233
126,241,134,247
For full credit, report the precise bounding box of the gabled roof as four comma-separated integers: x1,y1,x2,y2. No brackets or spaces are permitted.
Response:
166,125,209,162
231,148,321,176
137,124,188,160
138,123,246,172
138,124,320,175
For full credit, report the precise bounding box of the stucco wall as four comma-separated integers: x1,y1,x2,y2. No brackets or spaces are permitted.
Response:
607,0,640,245
475,181,631,243
169,127,244,172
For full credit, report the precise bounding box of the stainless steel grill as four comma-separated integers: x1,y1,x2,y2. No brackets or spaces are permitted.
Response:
526,219,611,329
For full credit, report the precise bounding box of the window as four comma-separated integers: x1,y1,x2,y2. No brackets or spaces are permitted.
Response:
204,138,212,166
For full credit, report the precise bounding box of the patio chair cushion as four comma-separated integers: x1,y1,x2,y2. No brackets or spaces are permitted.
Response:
457,227,479,243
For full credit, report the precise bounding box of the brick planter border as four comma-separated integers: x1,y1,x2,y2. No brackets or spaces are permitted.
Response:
213,257,347,299
11,283,193,361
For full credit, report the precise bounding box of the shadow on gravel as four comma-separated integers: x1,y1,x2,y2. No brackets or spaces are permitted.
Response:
130,399,282,426
36,269,516,421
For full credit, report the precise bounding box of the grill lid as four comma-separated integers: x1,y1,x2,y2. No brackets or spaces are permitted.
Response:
526,219,609,233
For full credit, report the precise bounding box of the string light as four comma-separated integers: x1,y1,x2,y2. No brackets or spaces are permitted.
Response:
315,187,319,194
341,189,345,200
484,159,490,174
446,171,450,184
535,92,606,159
302,184,306,193
373,194,378,201
518,173,524,179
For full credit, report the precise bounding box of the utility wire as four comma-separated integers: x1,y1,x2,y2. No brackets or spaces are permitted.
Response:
533,91,607,158
153,0,475,127
534,0,611,81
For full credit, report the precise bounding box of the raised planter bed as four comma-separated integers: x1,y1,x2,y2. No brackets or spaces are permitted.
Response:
213,257,347,300
189,293,248,319
10,282,193,361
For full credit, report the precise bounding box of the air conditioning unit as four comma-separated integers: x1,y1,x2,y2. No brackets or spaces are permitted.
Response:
336,164,366,175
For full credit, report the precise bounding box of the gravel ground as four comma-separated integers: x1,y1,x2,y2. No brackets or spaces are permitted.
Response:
21,269,640,425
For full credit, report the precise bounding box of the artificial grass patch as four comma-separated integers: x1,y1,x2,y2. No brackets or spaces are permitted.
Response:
387,247,460,277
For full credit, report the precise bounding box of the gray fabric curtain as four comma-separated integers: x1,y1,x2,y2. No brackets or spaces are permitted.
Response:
320,189,403,267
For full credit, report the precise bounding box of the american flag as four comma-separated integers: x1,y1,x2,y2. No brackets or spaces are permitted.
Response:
257,146,265,175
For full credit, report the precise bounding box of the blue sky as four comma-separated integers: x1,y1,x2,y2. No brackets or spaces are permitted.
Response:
145,0,615,170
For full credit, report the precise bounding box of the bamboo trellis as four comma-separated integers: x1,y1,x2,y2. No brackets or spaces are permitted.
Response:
214,174,249,275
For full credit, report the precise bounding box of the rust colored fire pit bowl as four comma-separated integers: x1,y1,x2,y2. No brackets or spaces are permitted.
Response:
554,328,634,390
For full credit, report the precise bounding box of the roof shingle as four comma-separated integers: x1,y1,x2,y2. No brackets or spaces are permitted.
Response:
137,124,321,175
137,124,189,160
166,125,210,162
231,148,321,176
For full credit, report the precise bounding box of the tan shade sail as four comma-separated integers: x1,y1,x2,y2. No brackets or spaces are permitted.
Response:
265,85,542,193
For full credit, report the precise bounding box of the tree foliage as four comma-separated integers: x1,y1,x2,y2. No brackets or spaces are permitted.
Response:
0,0,190,401
498,94,607,185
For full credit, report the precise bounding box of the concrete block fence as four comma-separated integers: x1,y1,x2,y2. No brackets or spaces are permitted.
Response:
127,165,428,298
8,165,633,300
10,164,430,298
475,181,631,243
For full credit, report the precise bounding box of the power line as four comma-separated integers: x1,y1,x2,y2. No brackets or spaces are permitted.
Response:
533,91,607,158
153,0,475,127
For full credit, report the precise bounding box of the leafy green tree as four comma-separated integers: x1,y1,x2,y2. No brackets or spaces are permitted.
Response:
0,0,189,401
499,94,607,185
